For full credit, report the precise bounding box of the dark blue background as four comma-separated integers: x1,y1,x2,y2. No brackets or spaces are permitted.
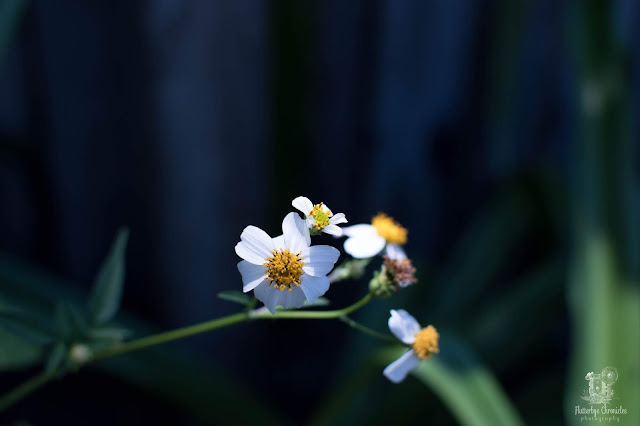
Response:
0,1,638,425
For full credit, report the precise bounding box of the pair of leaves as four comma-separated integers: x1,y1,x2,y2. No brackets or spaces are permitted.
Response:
0,228,130,374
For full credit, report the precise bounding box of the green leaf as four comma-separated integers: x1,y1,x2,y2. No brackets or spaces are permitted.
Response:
45,342,67,374
0,253,286,424
88,228,129,325
55,301,89,341
378,333,524,426
0,327,43,370
54,301,72,340
0,306,56,345
217,291,252,306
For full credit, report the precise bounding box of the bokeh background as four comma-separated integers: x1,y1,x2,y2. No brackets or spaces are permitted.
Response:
1,1,639,425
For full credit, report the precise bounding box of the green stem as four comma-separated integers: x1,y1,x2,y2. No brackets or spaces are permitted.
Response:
0,371,54,412
251,293,373,320
93,293,372,360
91,311,250,361
0,293,374,413
339,315,396,342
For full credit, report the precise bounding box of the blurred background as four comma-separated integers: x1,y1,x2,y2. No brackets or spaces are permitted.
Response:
0,0,638,425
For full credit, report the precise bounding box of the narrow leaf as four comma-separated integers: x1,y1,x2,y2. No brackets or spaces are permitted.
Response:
0,327,42,370
88,228,129,325
55,301,73,341
378,333,524,426
45,342,67,374
0,306,56,345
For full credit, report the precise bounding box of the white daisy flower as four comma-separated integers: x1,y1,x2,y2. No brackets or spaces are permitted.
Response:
292,196,348,237
235,212,341,314
343,213,408,259
383,309,439,384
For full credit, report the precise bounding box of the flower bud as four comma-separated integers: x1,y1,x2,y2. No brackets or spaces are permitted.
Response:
69,343,92,366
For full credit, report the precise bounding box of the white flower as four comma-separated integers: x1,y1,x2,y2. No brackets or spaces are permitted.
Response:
343,213,408,259
235,212,341,314
383,309,439,383
292,196,348,237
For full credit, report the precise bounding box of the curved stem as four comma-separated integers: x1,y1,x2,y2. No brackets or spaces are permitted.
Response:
339,315,396,342
0,371,54,412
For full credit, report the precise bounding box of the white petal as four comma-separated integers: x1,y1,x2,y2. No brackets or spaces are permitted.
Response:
272,234,285,249
383,350,421,384
301,245,340,276
236,226,274,264
299,274,330,304
235,242,266,265
292,196,314,216
385,244,407,260
254,281,306,314
321,203,332,214
342,224,378,238
344,234,386,259
388,309,421,344
306,216,316,228
282,212,310,252
322,224,343,237
329,213,348,225
237,261,267,292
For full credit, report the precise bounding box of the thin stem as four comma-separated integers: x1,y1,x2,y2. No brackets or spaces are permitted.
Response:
0,293,374,413
93,293,372,360
252,293,373,320
339,315,396,342
91,312,250,361
0,371,54,412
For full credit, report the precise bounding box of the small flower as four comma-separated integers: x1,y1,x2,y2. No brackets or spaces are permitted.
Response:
292,196,348,236
235,212,340,313
383,310,439,383
343,213,408,259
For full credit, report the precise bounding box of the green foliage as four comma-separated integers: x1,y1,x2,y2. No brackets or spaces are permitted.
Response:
0,328,42,371
88,228,129,325
45,342,67,375
387,334,524,426
0,242,284,424
0,306,56,345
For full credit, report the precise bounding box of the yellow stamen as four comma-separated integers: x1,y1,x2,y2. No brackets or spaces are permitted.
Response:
264,249,305,291
371,213,408,245
309,203,332,230
412,325,439,360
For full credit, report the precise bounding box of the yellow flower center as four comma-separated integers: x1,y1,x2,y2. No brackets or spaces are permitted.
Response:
264,249,305,292
412,325,439,360
309,203,332,230
371,213,408,245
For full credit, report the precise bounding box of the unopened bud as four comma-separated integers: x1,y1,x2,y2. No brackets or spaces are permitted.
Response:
69,344,92,365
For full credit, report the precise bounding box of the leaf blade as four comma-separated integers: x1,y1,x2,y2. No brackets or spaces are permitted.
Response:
88,228,129,325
